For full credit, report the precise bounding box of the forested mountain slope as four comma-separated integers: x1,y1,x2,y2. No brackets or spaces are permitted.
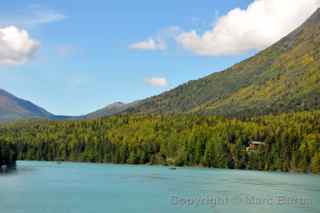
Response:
123,9,320,117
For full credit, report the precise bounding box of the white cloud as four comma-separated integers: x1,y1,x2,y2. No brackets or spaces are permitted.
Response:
129,26,182,52
0,6,66,28
144,77,168,87
129,38,166,51
0,26,39,65
177,0,320,56
26,9,65,26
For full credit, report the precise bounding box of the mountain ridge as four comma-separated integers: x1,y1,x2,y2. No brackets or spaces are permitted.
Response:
1,9,320,121
119,8,320,117
0,89,54,121
85,101,141,119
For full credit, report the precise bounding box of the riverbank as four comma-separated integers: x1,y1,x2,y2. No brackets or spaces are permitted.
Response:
0,161,16,173
13,159,320,175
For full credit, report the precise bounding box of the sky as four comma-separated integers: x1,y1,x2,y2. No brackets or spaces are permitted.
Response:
0,0,319,115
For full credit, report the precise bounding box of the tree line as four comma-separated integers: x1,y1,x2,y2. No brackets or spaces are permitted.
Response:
0,141,17,169
0,111,319,173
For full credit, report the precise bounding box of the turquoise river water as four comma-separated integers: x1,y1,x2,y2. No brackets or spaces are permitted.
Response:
0,161,319,213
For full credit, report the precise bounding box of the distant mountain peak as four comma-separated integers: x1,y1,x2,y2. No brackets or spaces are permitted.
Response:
0,88,54,121
85,101,140,119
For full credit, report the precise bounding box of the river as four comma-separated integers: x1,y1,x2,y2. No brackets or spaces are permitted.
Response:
0,161,319,213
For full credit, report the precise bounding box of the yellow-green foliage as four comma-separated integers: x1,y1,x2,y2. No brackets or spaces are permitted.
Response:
0,111,319,173
123,11,320,118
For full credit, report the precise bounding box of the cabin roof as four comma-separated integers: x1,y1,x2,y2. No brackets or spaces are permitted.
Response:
249,141,266,145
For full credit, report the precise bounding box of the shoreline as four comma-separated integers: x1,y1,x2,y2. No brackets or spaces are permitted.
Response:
0,161,16,173
14,160,318,175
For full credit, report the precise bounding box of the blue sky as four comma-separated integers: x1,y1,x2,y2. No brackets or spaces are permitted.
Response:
0,0,317,115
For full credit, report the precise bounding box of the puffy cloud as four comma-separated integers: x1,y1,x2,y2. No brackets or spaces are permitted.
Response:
129,38,166,51
177,0,320,56
144,77,168,87
0,26,39,65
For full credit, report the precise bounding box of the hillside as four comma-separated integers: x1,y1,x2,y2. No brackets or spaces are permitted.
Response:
122,8,320,117
85,101,140,119
1,9,320,121
0,89,54,121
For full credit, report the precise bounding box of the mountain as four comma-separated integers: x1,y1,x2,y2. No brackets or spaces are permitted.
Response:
121,8,320,117
0,89,54,121
85,101,140,119
2,9,320,121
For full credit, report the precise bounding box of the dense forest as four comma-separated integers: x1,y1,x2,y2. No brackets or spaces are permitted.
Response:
0,142,17,170
0,110,319,173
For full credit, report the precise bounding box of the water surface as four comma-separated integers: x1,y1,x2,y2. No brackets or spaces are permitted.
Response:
0,161,319,213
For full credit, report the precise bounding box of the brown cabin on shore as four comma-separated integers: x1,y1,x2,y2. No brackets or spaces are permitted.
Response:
246,141,266,152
